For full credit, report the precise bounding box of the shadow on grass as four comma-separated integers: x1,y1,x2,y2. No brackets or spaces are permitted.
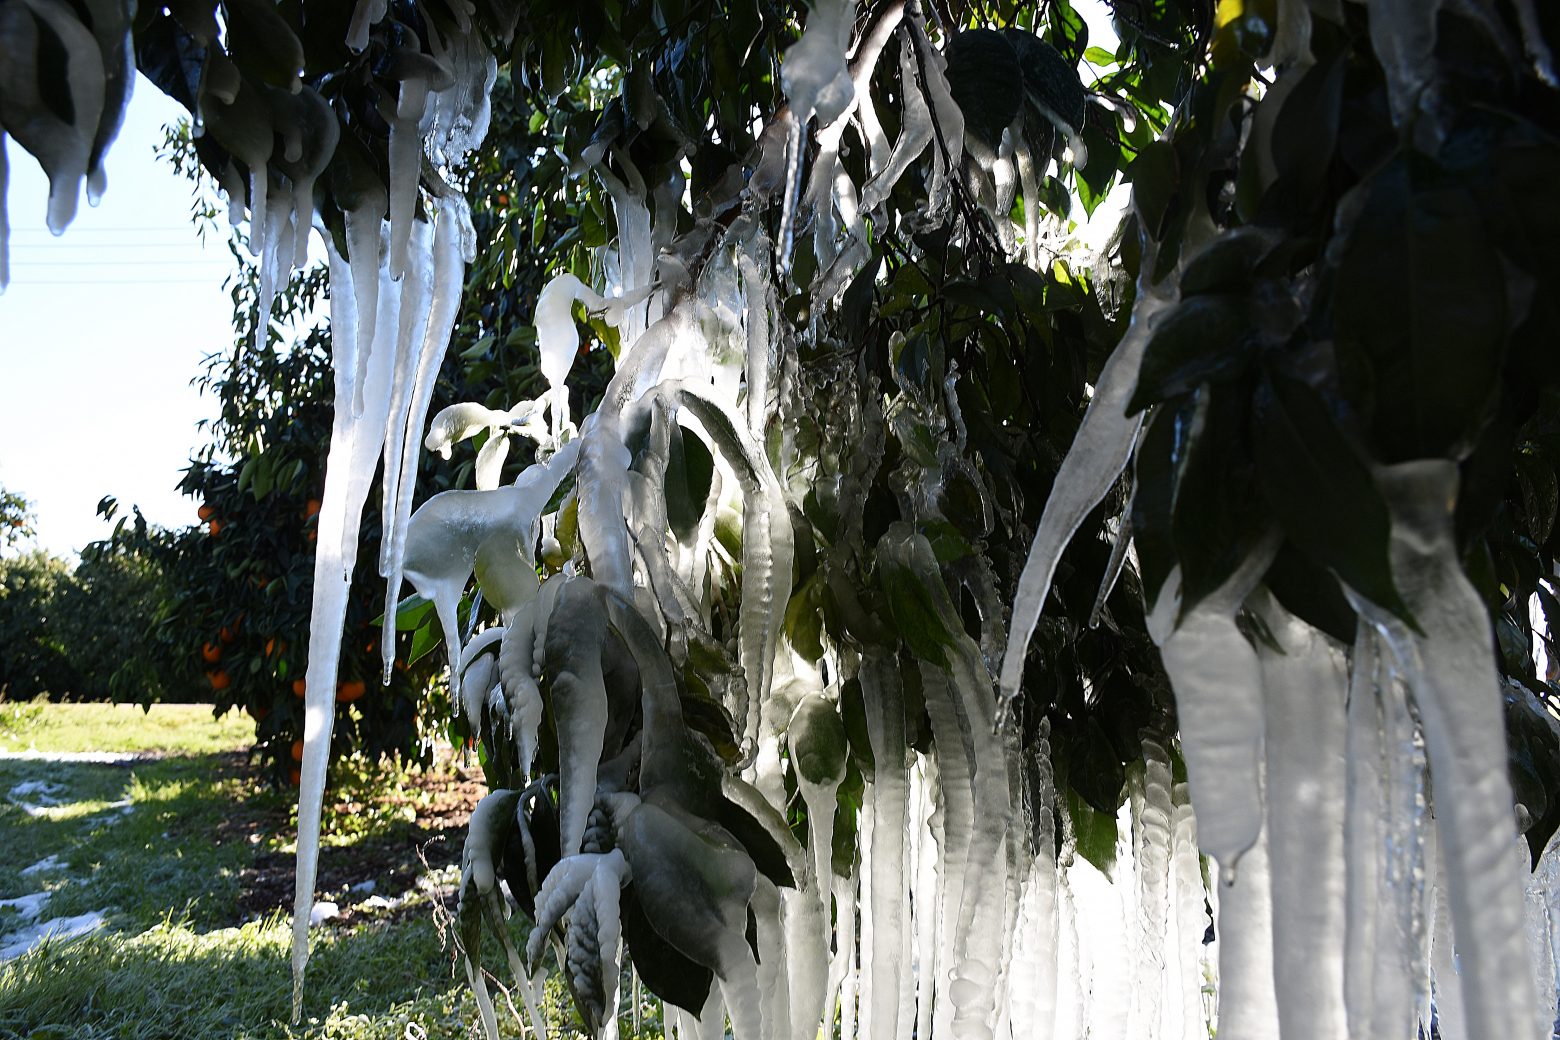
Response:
0,912,484,1040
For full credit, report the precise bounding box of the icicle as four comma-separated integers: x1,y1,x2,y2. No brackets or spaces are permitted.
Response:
345,0,387,51
860,652,909,1040
911,759,941,1040
1521,835,1556,1040
1349,460,1539,1040
1134,736,1175,1040
1169,779,1208,1040
859,30,934,213
387,76,430,279
381,199,476,680
344,207,385,417
752,879,793,1040
1089,486,1133,628
377,216,439,589
1212,823,1281,1040
1372,662,1432,1040
254,193,299,352
1253,592,1350,1040
5,0,105,235
1014,141,1043,269
1146,541,1277,873
1430,850,1468,1040
998,281,1174,724
249,165,269,259
0,133,8,293
1344,623,1387,1036
84,1,135,207
292,220,406,1023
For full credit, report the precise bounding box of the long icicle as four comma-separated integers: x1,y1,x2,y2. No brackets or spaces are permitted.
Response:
1349,460,1540,1040
997,280,1173,724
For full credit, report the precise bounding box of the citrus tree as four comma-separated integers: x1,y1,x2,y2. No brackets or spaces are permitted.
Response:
3,1,1559,1039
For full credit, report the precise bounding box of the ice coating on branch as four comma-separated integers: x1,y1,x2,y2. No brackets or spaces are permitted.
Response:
1366,0,1445,131
782,0,856,126
998,282,1173,723
859,29,932,214
0,0,105,235
398,439,580,700
1254,592,1350,1040
1347,460,1540,1040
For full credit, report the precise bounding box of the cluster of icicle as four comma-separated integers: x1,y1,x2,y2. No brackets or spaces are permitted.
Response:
0,0,136,291
339,4,1224,1039
993,4,1560,1039
288,1,498,1020
276,3,1560,1040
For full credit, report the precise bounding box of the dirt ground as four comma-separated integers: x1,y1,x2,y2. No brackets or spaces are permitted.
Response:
210,750,488,923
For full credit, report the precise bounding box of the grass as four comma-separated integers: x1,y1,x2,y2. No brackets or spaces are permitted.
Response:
0,701,253,756
0,700,659,1039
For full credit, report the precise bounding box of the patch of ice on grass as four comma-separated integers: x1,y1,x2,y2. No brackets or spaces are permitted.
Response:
0,891,51,919
21,854,63,876
0,750,149,764
8,780,66,815
0,910,108,961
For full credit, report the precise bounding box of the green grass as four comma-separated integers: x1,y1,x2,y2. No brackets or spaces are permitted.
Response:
0,701,253,756
0,701,659,1039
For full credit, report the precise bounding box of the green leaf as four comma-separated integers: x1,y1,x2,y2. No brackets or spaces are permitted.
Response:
783,572,827,664
1066,716,1126,817
1064,786,1118,876
1252,371,1415,628
1044,0,1089,66
620,885,714,1013
1170,384,1268,615
875,526,963,668
1178,227,1281,297
1264,539,1357,644
1333,158,1506,462
943,30,1023,152
1082,46,1118,66
1126,141,1178,239
1127,294,1255,414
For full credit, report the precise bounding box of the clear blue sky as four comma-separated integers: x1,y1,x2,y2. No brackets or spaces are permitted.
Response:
1,77,235,558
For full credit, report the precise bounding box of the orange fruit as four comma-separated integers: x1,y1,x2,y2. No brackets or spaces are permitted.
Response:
207,670,230,691
290,739,305,762
201,642,222,664
198,504,216,521
265,638,286,659
208,519,222,537
336,680,366,703
304,499,322,519
288,767,302,786
292,678,307,698
219,617,241,644
248,705,269,722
